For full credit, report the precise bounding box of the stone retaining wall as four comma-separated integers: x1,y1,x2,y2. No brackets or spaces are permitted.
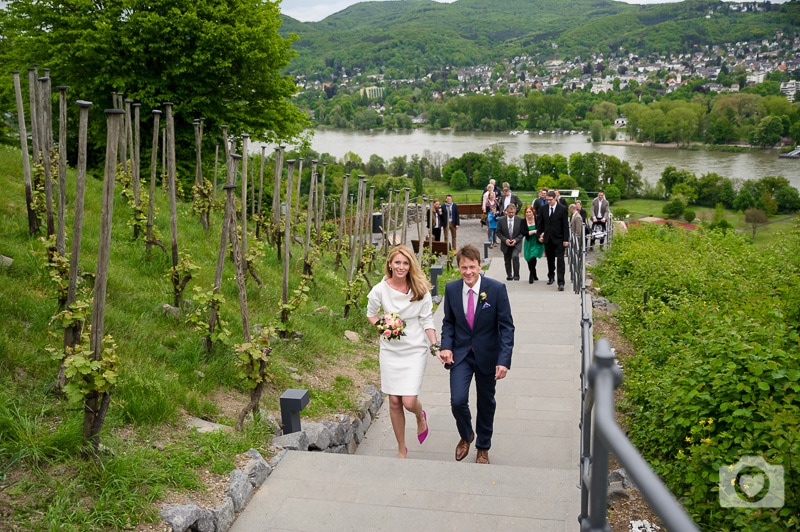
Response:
160,385,383,532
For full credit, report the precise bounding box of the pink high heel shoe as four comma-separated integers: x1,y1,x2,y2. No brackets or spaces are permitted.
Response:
417,410,429,444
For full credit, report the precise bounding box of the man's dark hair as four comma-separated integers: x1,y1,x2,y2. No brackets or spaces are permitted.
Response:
456,244,481,265
546,190,556,198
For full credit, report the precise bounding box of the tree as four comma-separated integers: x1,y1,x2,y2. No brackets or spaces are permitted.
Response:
750,115,784,148
2,0,308,169
745,208,768,239
449,169,468,191
590,120,603,142
412,165,423,197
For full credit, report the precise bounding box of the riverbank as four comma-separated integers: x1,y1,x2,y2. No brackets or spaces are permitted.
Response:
600,138,782,154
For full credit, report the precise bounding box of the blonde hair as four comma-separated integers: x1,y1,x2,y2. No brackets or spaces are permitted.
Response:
384,245,431,301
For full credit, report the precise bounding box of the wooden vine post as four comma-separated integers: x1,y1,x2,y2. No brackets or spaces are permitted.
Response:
84,108,124,451
240,134,250,259
131,102,143,239
271,146,284,254
334,173,349,269
227,155,250,343
256,145,266,238
27,67,41,167
316,163,327,247
416,195,425,261
206,147,239,352
145,108,164,255
302,160,318,276
213,143,219,202
57,99,92,393
281,160,295,333
343,177,365,319
193,118,209,231
294,158,303,225
11,71,38,235
37,75,55,237
163,102,183,307
401,187,411,247
56,86,69,256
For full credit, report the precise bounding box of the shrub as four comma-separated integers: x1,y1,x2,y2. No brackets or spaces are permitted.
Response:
612,208,629,220
449,169,468,191
592,224,800,530
604,184,622,204
662,198,685,218
683,210,696,223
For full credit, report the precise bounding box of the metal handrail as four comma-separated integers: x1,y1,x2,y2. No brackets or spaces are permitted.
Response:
569,215,701,532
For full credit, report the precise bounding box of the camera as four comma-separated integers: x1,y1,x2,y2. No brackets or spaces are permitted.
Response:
719,456,784,508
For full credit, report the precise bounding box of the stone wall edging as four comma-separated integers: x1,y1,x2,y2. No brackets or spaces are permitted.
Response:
160,385,383,532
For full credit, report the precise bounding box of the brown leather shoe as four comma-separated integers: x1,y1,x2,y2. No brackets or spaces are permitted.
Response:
455,434,475,461
476,449,490,464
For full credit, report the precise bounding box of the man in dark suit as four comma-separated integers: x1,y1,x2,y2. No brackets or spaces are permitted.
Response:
538,190,570,291
438,245,514,465
495,203,527,281
443,194,460,251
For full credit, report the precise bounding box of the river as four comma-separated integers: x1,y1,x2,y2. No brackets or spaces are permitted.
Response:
253,128,799,189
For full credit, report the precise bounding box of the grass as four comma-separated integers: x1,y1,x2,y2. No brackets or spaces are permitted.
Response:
0,142,383,529
607,198,798,246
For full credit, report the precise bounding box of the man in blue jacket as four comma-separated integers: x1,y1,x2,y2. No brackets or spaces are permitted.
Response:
437,245,514,464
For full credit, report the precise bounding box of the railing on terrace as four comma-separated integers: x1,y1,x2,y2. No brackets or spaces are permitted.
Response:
568,216,701,532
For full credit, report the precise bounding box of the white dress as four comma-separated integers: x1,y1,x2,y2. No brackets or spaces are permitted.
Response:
366,279,434,396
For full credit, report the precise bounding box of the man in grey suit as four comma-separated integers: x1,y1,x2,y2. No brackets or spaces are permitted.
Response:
538,190,570,291
495,203,527,281
438,245,514,465
499,182,523,213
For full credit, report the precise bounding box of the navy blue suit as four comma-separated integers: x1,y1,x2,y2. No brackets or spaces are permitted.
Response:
441,276,514,450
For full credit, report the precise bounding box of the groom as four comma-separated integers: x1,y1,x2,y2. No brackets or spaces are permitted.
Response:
437,245,514,464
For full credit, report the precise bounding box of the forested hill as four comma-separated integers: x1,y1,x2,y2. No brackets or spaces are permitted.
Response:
279,0,798,77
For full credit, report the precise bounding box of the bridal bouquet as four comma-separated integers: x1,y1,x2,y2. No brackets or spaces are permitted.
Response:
376,312,406,341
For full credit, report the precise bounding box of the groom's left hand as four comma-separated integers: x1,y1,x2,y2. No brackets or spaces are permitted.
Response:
495,365,508,380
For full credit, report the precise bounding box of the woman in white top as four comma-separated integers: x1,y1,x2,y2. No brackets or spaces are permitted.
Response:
367,245,438,458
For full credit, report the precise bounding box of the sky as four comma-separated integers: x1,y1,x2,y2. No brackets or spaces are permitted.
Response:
279,0,789,22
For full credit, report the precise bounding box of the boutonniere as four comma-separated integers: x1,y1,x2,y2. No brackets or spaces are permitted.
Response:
479,291,489,307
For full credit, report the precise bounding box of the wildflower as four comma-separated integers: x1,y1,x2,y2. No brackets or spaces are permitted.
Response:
685,436,691,442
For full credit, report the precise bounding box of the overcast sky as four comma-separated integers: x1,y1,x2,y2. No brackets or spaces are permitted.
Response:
279,0,788,22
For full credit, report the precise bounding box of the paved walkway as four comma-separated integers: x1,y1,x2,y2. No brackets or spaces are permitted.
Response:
231,230,584,531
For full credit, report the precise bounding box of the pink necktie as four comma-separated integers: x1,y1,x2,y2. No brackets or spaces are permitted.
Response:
467,289,475,329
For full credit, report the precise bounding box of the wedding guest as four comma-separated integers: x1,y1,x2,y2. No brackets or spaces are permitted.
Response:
538,190,570,291
590,190,610,249
427,199,444,241
484,191,499,246
523,205,544,284
443,194,460,251
496,203,527,281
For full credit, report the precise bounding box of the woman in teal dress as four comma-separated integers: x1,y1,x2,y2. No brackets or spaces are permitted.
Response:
523,205,544,284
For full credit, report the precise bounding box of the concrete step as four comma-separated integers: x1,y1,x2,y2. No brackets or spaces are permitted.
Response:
229,451,579,532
